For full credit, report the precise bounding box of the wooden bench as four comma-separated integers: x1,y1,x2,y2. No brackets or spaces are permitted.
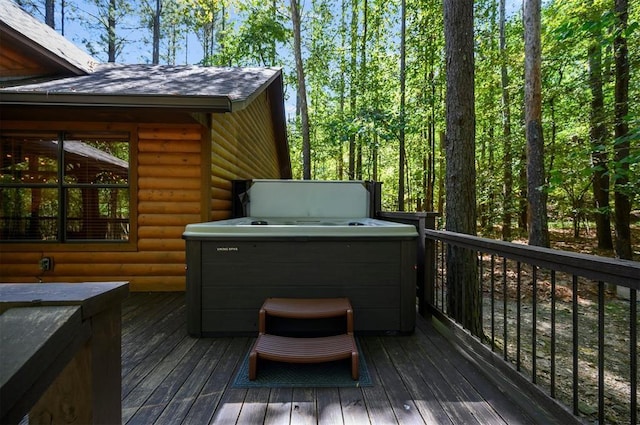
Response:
249,297,359,380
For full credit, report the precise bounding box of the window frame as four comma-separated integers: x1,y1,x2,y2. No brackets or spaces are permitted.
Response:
0,122,138,252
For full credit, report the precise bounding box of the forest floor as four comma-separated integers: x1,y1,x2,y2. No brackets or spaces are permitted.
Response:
473,223,639,424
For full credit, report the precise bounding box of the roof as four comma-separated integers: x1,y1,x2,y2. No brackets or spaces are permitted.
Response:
0,64,283,112
0,0,97,76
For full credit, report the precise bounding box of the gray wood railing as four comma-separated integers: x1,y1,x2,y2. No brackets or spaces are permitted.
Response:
421,227,638,425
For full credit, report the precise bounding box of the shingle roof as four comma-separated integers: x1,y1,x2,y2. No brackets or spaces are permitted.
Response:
0,0,97,75
0,64,283,112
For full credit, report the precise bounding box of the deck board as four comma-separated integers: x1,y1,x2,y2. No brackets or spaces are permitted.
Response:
120,292,569,424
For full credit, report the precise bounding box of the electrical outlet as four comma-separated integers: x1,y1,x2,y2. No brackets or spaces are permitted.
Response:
39,257,52,272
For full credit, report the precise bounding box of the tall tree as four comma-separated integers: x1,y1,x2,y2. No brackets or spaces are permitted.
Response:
138,0,163,63
499,0,513,241
587,4,613,249
73,0,133,62
524,0,549,247
443,0,481,336
613,0,632,259
45,0,54,28
152,0,160,63
398,0,406,210
290,0,311,179
347,0,358,180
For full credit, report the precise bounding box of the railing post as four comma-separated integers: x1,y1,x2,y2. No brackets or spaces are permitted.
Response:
378,211,439,317
424,213,437,317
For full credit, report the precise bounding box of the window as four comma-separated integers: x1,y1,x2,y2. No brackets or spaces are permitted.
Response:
1,131,130,243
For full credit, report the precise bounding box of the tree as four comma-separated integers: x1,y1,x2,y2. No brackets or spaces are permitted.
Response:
290,0,311,179
15,0,56,29
613,0,632,259
524,0,549,247
500,0,514,241
443,0,481,336
347,0,358,180
398,0,406,210
45,0,54,28
587,3,613,249
73,0,134,62
137,0,162,63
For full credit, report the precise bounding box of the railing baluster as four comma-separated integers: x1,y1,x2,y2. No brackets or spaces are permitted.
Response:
631,288,637,425
434,240,440,310
517,261,522,372
441,242,445,312
503,257,508,361
550,270,556,398
572,275,579,416
479,252,484,341
532,265,537,384
598,281,605,424
491,254,496,351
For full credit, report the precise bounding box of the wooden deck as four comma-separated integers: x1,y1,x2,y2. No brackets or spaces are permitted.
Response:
121,292,571,425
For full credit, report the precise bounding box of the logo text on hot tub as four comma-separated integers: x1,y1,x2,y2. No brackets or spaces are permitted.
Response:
216,247,239,252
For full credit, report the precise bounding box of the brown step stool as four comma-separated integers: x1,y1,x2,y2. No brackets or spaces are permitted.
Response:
249,297,359,380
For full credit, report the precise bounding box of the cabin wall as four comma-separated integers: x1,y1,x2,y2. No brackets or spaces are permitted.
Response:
135,124,204,291
0,40,52,80
210,91,283,221
1,95,288,291
0,122,202,291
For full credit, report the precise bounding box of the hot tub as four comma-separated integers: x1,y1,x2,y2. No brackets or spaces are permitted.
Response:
183,180,418,336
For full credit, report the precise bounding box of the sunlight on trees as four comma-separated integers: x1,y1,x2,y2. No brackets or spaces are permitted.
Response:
37,0,639,251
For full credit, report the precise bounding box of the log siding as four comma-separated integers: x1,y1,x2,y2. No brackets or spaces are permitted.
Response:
210,91,283,221
1,93,288,291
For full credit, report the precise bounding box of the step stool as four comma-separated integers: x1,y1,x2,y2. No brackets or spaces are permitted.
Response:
249,297,359,380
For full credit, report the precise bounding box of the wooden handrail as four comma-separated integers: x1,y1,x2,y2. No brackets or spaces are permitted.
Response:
425,229,639,289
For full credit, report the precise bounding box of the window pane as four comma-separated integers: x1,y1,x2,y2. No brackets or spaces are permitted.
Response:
1,133,59,184
63,135,129,185
0,187,59,240
65,187,129,241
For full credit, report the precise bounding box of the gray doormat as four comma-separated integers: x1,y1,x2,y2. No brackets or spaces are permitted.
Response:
232,339,372,388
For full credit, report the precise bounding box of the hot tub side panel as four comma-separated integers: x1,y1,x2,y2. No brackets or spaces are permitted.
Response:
185,238,416,336
185,239,202,336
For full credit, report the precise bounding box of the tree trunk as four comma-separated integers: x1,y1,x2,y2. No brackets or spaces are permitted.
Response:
45,0,54,29
523,0,549,247
398,0,406,211
108,0,117,62
613,0,632,259
151,0,162,65
338,0,347,180
152,0,161,64
444,0,481,337
518,145,528,232
500,0,513,241
348,0,358,180
290,0,311,179
588,26,613,250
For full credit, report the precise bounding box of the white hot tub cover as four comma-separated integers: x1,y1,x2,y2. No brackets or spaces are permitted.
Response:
183,216,418,237
183,180,418,238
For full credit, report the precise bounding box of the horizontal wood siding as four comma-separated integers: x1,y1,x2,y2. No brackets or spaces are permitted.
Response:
134,125,202,291
0,43,50,79
0,124,202,292
210,91,283,220
1,91,289,292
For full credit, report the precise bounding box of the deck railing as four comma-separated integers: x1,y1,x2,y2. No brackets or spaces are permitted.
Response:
422,228,639,425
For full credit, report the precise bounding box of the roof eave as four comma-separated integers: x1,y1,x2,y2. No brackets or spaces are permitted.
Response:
228,68,282,113
0,92,233,112
0,21,95,76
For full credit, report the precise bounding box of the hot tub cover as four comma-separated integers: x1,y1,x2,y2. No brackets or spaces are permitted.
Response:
182,217,418,238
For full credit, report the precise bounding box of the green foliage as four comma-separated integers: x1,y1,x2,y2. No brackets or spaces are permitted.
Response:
53,0,639,236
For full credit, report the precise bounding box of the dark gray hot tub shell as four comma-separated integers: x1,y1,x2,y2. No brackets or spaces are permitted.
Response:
183,180,418,336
